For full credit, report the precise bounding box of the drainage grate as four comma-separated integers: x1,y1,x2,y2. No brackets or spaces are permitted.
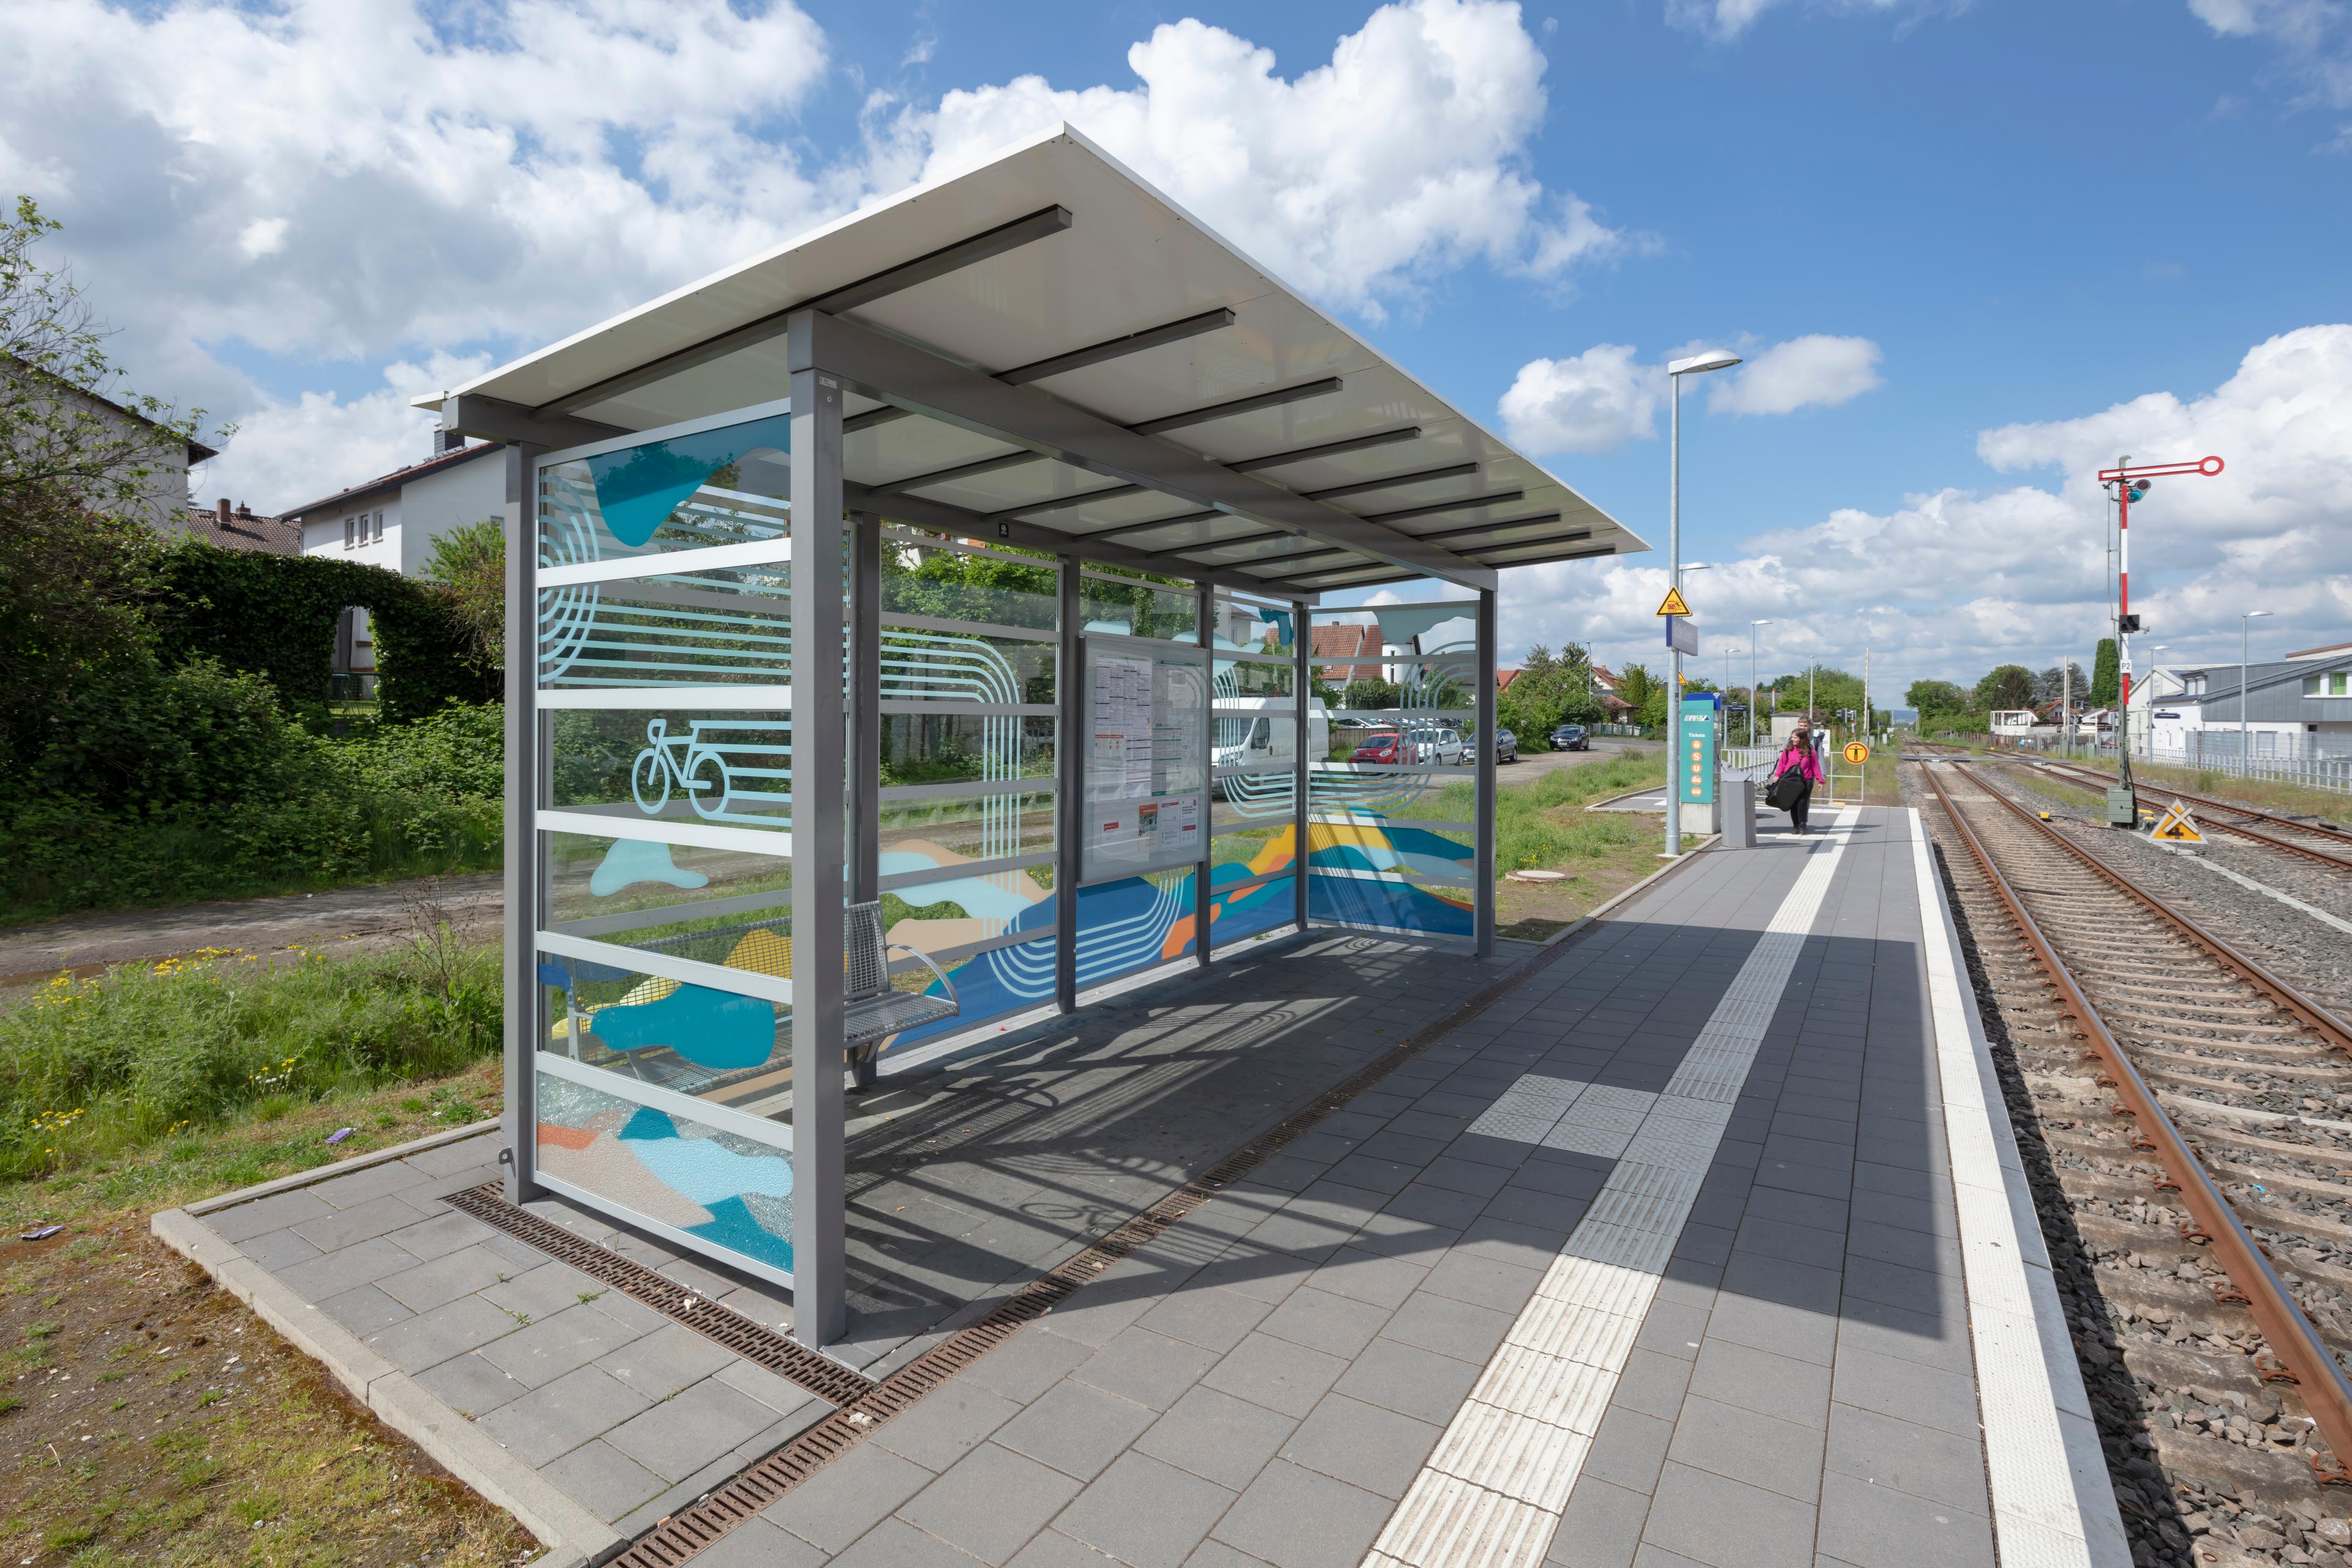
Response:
610,929,1598,1566
441,1185,878,1409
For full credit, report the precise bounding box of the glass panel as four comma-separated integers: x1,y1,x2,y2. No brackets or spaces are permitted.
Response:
540,412,790,571
539,564,789,690
1306,605,1479,938
1212,872,1297,945
535,950,784,1098
876,929,1057,1050
534,1070,795,1276
548,830,790,936
883,790,1055,867
1080,573,1197,643
551,709,791,833
1072,866,1200,984
882,541,1058,633
880,712,1055,787
882,627,1055,707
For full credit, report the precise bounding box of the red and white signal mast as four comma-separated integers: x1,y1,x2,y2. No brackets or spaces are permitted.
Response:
2096,453,2224,824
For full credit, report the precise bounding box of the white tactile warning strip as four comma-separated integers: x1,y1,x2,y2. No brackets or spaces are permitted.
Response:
1365,813,1856,1568
1907,808,2133,1568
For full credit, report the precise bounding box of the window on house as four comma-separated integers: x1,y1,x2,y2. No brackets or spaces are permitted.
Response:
2335,673,2350,698
2184,672,2206,695
372,511,385,542
344,516,355,549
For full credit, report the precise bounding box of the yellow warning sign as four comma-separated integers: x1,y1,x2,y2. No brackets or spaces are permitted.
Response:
2150,801,2204,843
1654,586,1692,617
1843,742,1871,765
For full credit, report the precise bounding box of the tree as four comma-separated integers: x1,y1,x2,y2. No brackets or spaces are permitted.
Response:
1906,679,1970,714
424,517,503,675
2032,662,2088,707
1,197,222,516
2091,638,2119,707
1974,664,2036,712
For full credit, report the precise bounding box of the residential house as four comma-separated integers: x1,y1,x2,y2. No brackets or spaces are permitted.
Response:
282,430,504,691
181,497,296,555
5,362,220,531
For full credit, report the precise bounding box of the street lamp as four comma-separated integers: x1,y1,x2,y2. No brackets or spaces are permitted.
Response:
2242,611,2272,760
1664,354,1737,861
1748,620,1773,747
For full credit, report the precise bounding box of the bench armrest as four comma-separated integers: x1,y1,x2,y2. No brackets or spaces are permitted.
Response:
883,943,959,1011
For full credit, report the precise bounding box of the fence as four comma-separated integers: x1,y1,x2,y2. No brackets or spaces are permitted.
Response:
1988,733,2352,796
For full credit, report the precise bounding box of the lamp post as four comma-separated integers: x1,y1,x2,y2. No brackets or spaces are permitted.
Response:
1664,355,1740,857
1748,620,1773,747
2242,611,2271,761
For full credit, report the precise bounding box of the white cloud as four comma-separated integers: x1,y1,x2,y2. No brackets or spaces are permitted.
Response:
1497,325,2352,698
1498,333,1879,453
900,0,1620,320
195,352,494,513
2190,0,2352,102
1666,0,1953,43
1709,334,1883,416
3,0,1625,502
1498,346,1664,454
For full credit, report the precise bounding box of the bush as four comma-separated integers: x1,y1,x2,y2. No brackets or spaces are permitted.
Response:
0,936,499,1180
0,670,503,921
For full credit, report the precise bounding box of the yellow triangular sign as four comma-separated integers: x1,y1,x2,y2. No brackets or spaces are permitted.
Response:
1655,586,1692,617
2150,801,2204,843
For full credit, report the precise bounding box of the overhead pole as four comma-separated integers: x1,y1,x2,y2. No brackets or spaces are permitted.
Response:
1662,351,1741,858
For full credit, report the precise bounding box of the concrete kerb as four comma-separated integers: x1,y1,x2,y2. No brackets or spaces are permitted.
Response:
151,1203,620,1568
183,1119,499,1216
153,1123,623,1568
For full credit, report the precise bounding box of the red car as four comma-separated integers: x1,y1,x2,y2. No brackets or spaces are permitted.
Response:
1351,733,1406,763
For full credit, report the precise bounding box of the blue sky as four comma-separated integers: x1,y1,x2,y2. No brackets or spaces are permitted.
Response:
3,0,2346,695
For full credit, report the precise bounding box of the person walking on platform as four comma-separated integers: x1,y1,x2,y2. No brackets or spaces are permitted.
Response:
1769,720,1824,835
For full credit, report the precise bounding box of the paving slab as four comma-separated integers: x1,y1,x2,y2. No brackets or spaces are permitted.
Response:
156,810,2122,1568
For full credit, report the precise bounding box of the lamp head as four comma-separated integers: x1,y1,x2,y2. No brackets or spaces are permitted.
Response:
1668,350,1743,377
2247,610,2273,619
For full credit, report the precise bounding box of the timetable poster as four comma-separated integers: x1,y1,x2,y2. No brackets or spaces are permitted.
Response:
1084,635,1208,883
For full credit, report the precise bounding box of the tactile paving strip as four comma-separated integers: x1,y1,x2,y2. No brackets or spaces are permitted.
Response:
601,931,1600,1566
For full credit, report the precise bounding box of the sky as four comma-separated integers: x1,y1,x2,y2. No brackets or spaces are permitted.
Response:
3,0,2348,701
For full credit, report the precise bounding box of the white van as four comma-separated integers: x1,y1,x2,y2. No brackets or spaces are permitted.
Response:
1212,697,1330,795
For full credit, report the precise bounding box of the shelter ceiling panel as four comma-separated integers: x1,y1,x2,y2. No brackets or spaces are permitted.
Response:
1472,541,1616,567
848,421,1027,491
1183,532,1351,568
1081,514,1270,554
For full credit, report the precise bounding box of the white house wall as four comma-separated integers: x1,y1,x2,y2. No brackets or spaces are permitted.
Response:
397,452,504,576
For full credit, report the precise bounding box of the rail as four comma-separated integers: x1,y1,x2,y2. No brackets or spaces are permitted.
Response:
2030,758,2352,873
1921,761,2352,1482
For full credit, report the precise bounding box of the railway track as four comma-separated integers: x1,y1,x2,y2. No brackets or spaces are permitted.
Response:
1913,758,2352,1564
2021,757,2352,874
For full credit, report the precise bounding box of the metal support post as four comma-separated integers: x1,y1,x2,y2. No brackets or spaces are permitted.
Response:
1665,377,1683,858
1055,556,1082,1012
785,326,848,1349
1292,599,1311,935
851,513,881,908
1194,581,1215,969
501,443,545,1205
1474,589,1497,958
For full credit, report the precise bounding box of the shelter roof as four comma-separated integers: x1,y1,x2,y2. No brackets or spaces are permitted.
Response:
424,124,1645,598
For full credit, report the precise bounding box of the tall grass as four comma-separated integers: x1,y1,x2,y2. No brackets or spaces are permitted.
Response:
1431,750,1668,877
0,925,499,1181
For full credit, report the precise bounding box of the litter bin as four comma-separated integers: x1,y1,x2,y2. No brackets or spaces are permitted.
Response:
1721,778,1756,849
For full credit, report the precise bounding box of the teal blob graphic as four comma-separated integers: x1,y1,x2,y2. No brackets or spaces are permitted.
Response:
590,839,710,897
584,414,791,548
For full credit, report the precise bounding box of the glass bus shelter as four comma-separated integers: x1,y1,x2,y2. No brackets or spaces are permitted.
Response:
436,124,1645,1350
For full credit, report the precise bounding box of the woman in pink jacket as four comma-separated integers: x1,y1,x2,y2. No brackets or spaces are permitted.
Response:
1773,720,1825,835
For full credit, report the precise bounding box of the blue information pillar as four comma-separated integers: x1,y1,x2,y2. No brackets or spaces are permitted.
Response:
1680,692,1719,810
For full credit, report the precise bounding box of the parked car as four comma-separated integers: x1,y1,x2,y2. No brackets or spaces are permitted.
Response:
1349,727,1465,766
1551,723,1589,752
1493,728,1518,763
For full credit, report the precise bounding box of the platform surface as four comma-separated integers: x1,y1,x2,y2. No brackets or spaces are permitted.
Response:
164,809,2122,1568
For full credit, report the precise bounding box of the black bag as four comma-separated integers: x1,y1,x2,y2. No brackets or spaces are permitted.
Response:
1766,770,1807,812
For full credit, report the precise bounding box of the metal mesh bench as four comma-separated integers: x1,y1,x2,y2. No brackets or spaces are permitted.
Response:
540,900,959,1093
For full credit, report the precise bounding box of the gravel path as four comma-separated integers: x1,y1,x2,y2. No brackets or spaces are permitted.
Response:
0,872,502,988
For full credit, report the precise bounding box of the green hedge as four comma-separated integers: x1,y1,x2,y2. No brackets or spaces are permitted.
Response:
152,542,497,722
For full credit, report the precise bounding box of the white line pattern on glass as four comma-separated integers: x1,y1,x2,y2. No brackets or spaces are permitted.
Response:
1365,812,1855,1568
